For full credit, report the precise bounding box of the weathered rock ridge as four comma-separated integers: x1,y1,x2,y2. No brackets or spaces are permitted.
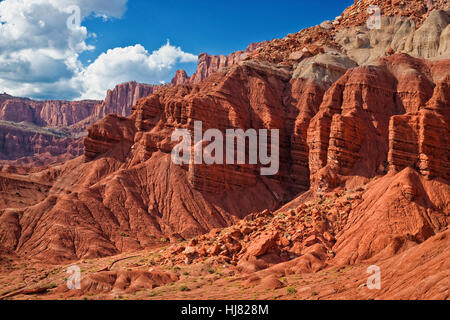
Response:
172,42,266,86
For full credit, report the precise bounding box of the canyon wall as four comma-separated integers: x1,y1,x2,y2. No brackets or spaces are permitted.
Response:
89,81,159,121
0,125,82,165
0,94,98,127
0,81,160,164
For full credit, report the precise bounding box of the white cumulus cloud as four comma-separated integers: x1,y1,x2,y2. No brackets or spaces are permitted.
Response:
77,42,197,100
0,0,197,100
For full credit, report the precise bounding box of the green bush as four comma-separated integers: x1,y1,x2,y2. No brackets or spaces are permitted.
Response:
287,287,297,295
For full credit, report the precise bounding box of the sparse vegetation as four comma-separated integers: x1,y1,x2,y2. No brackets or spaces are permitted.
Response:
45,283,57,289
287,287,297,295
179,285,190,292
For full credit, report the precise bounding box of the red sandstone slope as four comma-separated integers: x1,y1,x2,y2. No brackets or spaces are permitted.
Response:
142,167,448,281
1,166,447,300
0,0,449,300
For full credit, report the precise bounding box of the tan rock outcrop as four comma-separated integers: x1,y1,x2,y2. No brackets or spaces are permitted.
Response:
335,10,450,65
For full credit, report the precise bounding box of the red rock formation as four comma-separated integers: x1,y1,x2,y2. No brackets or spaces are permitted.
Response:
144,165,448,282
340,0,450,28
0,170,51,210
171,70,189,86
131,60,313,194
84,114,136,161
59,270,179,297
306,54,449,190
288,79,326,191
0,125,83,163
0,93,96,166
0,81,158,132
333,167,449,265
189,43,266,84
89,81,158,121
0,60,304,261
388,75,450,180
0,94,98,127
307,65,399,188
0,82,159,166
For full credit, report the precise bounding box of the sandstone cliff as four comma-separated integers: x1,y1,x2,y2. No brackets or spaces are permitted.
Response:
0,121,83,164
0,94,98,127
0,81,160,166
90,81,159,120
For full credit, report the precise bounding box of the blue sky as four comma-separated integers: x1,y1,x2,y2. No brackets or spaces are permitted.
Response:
0,0,353,100
81,0,353,75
